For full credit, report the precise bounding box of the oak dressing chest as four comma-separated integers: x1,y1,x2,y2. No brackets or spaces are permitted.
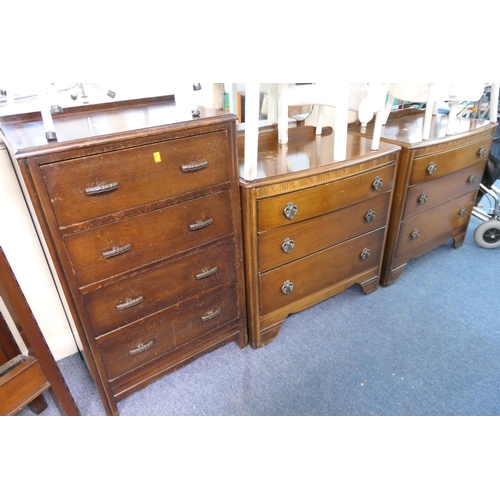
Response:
350,108,497,285
0,96,247,415
238,126,401,347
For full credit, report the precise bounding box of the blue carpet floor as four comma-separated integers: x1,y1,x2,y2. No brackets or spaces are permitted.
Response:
15,203,500,416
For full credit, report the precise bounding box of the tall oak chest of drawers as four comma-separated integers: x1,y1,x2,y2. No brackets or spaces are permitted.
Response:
0,97,247,415
239,127,400,347
350,109,497,286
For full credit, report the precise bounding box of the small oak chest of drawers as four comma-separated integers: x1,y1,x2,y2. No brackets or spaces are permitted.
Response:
0,97,247,415
239,126,400,347
350,109,497,286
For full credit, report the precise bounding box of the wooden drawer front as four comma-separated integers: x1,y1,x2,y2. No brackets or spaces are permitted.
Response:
64,190,234,287
97,284,239,381
396,190,477,258
403,163,485,220
259,192,391,273
257,163,395,231
259,228,385,317
410,138,491,185
41,131,230,228
83,239,237,337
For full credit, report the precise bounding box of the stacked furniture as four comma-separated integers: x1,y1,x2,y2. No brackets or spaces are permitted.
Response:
0,246,79,416
350,108,497,285
238,126,400,347
0,96,247,415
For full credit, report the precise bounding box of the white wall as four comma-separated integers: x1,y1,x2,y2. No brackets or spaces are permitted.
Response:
0,142,80,360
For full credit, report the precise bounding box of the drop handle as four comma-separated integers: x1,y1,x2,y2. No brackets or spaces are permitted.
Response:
201,308,222,322
283,202,298,220
360,248,371,261
467,174,477,184
195,267,218,280
85,181,119,195
102,243,132,259
281,238,295,254
411,229,420,240
365,209,376,223
189,218,213,231
419,193,428,205
116,296,144,311
181,161,209,173
129,340,154,356
281,280,294,295
427,162,438,175
478,146,486,158
372,176,384,191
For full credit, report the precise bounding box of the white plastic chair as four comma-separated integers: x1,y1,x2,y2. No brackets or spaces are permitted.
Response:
242,83,387,180
487,83,498,124
382,83,490,140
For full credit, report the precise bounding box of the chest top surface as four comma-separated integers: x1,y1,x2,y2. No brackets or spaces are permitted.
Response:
350,108,495,149
0,96,235,159
238,126,400,187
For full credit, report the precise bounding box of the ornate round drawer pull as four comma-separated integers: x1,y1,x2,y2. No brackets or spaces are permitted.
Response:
85,181,119,196
419,193,428,205
427,162,438,175
102,243,132,259
478,146,486,158
411,229,420,240
283,202,298,220
116,296,144,311
201,308,222,322
459,208,467,217
360,248,371,261
365,209,376,223
129,340,154,356
195,267,219,280
189,218,213,231
372,176,383,191
468,174,476,184
281,238,295,254
281,280,294,295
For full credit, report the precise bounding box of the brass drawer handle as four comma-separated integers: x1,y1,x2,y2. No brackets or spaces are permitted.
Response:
459,208,467,217
419,193,428,205
281,238,295,254
468,174,477,184
116,296,144,311
372,176,384,191
365,209,376,223
102,243,132,259
181,161,209,173
427,162,438,175
196,267,218,280
478,146,486,158
189,218,213,231
411,229,420,240
281,280,294,295
283,202,298,220
360,248,371,261
85,181,119,195
201,308,222,322
129,340,154,356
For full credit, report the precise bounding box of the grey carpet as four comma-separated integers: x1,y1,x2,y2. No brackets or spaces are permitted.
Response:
15,197,500,416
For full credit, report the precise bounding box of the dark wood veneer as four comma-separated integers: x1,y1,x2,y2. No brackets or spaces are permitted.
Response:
0,97,247,415
349,109,497,285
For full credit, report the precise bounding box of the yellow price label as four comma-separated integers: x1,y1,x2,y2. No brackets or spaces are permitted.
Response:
153,152,162,163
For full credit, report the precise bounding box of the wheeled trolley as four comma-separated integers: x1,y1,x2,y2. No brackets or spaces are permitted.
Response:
472,154,500,248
